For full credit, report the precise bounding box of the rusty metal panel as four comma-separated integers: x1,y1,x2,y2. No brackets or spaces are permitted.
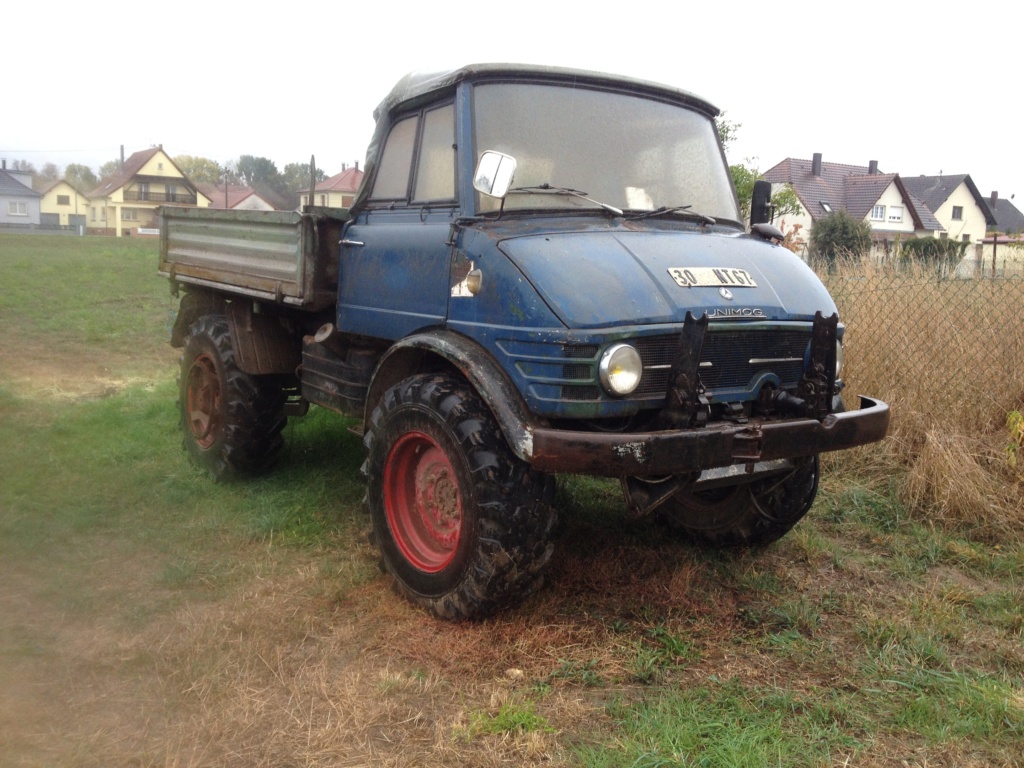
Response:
159,208,308,304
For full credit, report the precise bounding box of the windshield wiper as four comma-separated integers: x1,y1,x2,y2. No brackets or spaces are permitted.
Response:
508,184,623,217
626,205,716,225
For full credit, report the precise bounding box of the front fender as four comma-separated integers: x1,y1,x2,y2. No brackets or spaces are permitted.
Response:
364,330,540,463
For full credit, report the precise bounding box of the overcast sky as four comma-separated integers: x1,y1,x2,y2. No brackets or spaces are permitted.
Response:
5,1,1021,202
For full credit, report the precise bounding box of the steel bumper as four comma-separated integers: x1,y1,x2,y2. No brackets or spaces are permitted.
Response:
528,395,889,476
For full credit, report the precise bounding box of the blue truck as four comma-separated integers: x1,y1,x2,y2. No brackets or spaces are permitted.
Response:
159,64,889,619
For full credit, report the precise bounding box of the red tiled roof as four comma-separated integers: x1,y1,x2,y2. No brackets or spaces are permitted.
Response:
316,167,363,193
195,183,261,209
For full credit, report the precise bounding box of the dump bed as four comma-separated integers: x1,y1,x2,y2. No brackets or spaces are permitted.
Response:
158,206,349,311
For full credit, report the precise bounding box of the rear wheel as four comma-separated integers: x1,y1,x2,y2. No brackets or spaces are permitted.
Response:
363,373,556,619
179,314,287,479
660,455,820,547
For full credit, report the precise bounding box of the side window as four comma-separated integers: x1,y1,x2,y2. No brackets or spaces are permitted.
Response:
413,104,455,201
370,115,419,199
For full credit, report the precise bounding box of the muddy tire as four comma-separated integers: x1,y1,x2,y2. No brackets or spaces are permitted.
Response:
660,455,819,547
363,373,556,620
179,314,286,479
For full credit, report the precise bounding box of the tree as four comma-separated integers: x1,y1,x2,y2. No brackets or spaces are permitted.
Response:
35,162,62,190
280,161,325,204
235,155,283,194
809,209,872,269
716,116,800,224
9,159,37,173
174,155,223,185
98,159,121,180
65,163,98,192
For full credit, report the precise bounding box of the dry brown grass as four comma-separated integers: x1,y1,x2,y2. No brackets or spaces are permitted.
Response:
826,261,1024,540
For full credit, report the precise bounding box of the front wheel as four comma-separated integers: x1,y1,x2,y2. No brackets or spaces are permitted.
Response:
363,374,556,620
660,455,820,548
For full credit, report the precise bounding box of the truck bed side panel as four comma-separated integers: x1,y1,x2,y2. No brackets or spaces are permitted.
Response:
159,208,328,307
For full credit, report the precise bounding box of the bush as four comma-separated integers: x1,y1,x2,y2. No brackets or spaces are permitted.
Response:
809,210,872,269
898,236,968,276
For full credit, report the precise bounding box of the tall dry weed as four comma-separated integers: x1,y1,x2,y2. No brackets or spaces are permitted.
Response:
825,261,1024,539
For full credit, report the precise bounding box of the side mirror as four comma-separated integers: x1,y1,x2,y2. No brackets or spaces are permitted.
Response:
750,179,772,226
473,151,517,199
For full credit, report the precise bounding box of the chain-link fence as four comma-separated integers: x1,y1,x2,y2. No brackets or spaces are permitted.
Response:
826,268,1024,430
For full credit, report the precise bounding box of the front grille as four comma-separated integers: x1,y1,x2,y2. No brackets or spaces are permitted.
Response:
635,328,810,399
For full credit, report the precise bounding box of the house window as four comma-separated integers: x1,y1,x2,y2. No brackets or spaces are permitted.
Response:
939,232,948,240
8,201,27,216
166,185,177,202
122,208,138,221
57,194,70,206
962,234,970,243
820,201,833,213
887,205,903,222
91,207,96,221
952,206,963,220
871,205,885,220
320,194,326,206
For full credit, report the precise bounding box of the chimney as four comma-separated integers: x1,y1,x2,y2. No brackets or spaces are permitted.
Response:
342,162,348,171
355,161,360,172
1,159,5,170
991,191,999,207
812,153,822,177
120,145,125,171
868,160,878,175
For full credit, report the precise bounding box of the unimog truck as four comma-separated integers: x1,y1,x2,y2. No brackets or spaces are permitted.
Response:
159,64,889,619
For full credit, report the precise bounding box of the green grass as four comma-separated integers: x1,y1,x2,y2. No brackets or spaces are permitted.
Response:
3,233,1024,767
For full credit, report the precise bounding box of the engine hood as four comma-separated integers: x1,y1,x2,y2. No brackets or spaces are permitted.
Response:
495,228,837,328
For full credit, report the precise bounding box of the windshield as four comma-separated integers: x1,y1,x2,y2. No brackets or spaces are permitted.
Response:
472,82,740,220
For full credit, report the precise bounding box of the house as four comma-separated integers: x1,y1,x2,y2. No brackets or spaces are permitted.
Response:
39,179,90,230
195,183,279,211
86,147,211,236
300,164,363,209
0,166,42,228
984,192,1024,235
762,154,942,254
900,175,996,245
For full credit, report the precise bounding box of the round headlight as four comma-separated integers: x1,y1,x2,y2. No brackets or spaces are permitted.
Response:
835,340,844,379
599,343,643,396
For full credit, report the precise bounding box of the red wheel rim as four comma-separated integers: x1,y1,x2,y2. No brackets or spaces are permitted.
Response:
185,353,222,449
383,431,463,573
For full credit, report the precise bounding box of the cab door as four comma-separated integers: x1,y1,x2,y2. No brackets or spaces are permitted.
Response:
338,103,458,340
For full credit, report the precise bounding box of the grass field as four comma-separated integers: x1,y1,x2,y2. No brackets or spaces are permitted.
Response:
1,233,1022,767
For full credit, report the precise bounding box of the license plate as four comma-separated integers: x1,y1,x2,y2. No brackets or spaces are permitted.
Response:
668,267,758,288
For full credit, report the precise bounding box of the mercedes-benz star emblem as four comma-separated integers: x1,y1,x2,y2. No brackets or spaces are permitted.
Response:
719,287,734,300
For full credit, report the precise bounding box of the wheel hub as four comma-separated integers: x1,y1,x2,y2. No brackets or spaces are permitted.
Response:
384,432,464,573
186,354,221,448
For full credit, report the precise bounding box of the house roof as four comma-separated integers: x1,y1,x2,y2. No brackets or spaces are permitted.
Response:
901,174,997,225
87,147,197,199
988,197,1024,234
196,183,266,209
762,156,941,231
0,169,42,197
315,167,364,193
40,178,86,196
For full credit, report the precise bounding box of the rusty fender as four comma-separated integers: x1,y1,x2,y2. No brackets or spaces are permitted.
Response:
528,396,889,476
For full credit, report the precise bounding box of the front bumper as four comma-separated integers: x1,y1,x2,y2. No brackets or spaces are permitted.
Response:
528,395,889,476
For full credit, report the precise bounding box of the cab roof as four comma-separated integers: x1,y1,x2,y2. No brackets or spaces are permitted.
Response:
373,63,720,122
